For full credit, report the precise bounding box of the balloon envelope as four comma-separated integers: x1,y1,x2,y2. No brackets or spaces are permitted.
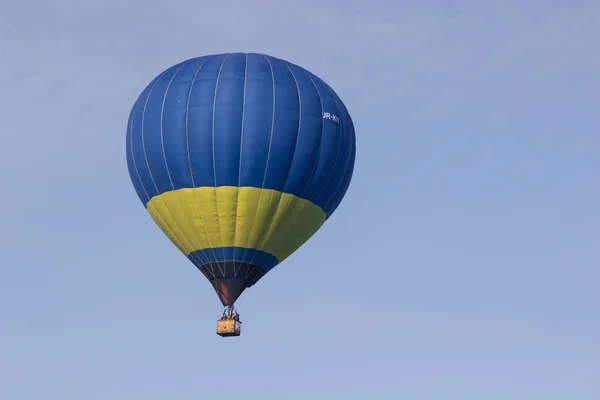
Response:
126,53,356,306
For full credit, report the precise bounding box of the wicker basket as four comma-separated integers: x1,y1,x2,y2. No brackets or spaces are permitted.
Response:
216,319,242,337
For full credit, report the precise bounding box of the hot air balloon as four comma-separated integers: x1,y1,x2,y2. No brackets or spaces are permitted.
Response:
126,53,356,336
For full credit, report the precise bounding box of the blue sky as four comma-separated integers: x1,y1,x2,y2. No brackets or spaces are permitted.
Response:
1,1,599,399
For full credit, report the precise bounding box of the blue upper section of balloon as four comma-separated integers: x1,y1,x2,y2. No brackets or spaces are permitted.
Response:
126,53,356,217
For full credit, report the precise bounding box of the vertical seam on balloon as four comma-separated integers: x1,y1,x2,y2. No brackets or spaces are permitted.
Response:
233,54,248,277
299,72,324,200
280,62,303,196
141,69,198,256
323,102,355,215
244,54,276,276
237,54,248,187
254,60,303,262
165,62,210,270
314,87,344,205
130,73,166,202
211,54,231,274
185,55,221,279
186,58,218,277
255,62,307,265
260,55,277,189
159,59,208,269
133,71,195,257
328,142,355,216
128,113,150,203
324,139,353,215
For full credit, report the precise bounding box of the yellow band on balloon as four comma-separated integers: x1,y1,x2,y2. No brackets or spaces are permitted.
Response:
145,186,326,262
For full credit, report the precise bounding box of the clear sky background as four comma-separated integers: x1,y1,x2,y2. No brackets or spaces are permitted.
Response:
1,1,599,399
